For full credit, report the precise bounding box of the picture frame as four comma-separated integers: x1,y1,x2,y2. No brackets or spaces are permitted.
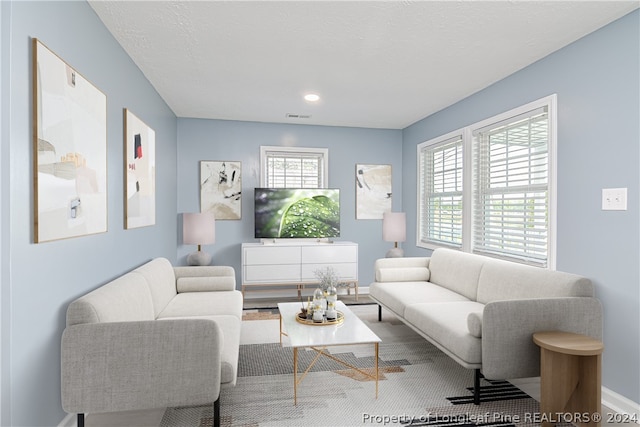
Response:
124,108,156,229
200,161,242,220
32,38,107,242
355,164,392,219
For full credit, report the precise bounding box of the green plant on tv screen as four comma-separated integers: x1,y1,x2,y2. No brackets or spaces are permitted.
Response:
254,189,340,238
279,195,339,237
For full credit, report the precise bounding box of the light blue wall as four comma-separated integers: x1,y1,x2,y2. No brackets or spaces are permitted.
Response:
176,119,403,286
0,2,10,426
2,1,178,425
2,1,639,425
402,10,640,404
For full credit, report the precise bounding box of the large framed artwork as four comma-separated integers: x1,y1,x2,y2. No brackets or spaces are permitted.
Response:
124,109,156,229
200,161,242,220
32,39,107,243
355,164,392,219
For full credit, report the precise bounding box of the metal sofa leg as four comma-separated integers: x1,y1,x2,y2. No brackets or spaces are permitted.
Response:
213,397,220,427
474,369,482,405
78,413,85,427
378,304,382,322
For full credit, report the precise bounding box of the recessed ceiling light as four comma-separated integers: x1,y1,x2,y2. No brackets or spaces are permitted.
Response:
304,93,320,102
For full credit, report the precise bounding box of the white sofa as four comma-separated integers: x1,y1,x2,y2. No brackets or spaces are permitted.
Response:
61,258,243,427
369,248,602,404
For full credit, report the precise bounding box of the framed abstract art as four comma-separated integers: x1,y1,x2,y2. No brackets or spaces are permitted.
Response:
124,109,156,229
355,164,392,219
32,38,107,242
200,161,242,220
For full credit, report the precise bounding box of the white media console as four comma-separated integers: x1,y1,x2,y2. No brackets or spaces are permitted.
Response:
241,241,359,300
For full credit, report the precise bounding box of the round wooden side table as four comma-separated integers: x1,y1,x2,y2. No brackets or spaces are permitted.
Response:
533,331,604,427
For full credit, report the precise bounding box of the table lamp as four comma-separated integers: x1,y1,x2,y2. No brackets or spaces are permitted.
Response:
183,212,215,266
383,211,406,258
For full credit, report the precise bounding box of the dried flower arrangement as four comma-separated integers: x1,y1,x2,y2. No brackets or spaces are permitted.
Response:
313,266,340,291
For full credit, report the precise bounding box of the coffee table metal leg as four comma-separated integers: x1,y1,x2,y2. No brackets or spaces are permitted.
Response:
375,342,379,399
293,347,298,405
291,344,380,403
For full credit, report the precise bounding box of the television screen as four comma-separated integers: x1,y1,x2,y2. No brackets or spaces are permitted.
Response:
254,188,340,239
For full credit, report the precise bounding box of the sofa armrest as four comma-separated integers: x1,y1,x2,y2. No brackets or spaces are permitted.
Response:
374,257,431,282
174,266,236,292
61,318,223,414
481,297,602,380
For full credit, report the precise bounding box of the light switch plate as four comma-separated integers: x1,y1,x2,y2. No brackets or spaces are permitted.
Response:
602,188,627,211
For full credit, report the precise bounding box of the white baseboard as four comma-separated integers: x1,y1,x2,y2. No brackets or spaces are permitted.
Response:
602,386,640,424
58,413,76,427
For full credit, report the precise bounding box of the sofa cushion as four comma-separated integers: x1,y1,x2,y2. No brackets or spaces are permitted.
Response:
375,257,430,271
174,266,236,292
376,267,430,283
176,276,236,293
370,281,469,318
209,315,241,385
467,311,483,338
159,314,241,385
66,273,155,326
476,258,594,304
428,248,484,301
157,291,243,320
404,301,485,366
134,258,178,317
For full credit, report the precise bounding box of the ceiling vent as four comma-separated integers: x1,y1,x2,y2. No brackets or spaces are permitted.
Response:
285,113,312,119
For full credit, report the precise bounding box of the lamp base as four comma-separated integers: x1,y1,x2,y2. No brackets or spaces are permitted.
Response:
385,247,404,258
187,251,212,266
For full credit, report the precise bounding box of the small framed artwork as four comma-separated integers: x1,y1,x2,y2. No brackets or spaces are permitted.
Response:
355,164,392,219
200,161,242,220
33,38,107,242
124,109,156,229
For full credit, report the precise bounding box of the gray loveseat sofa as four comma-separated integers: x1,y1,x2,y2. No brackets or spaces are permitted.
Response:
369,248,602,404
61,258,243,427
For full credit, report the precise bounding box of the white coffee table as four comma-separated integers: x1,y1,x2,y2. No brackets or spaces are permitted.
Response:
278,300,381,405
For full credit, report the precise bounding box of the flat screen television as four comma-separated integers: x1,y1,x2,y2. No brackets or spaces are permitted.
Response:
254,188,340,239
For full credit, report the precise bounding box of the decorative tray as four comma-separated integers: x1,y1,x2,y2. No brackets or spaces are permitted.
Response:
296,311,344,326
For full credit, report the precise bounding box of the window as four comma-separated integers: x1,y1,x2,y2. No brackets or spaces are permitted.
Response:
418,132,464,248
418,95,556,268
260,146,328,188
473,107,551,265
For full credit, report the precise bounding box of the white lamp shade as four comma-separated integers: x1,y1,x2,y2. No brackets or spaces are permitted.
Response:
383,212,406,243
183,212,215,245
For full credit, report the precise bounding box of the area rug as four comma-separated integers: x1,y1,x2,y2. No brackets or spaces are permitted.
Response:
161,309,550,427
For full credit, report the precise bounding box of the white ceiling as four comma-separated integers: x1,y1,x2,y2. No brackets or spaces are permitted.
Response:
88,1,639,129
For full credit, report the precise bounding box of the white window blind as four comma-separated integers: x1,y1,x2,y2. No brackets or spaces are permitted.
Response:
416,95,556,269
261,147,328,188
472,107,550,266
419,135,464,248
